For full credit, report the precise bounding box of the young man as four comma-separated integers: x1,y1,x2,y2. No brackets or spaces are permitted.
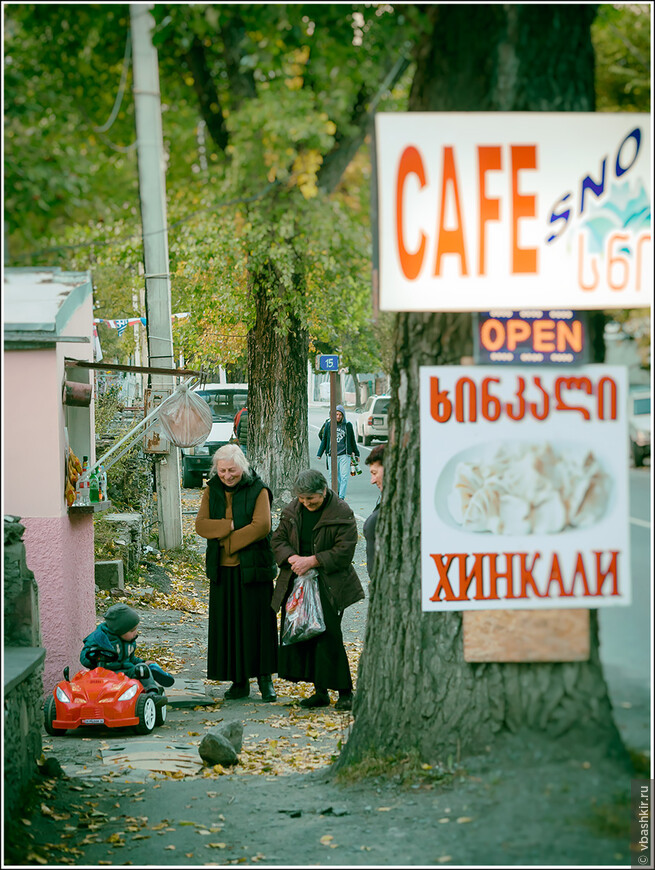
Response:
317,404,359,499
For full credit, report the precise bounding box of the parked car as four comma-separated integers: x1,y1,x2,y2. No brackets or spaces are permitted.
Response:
628,388,650,467
44,666,166,736
180,383,248,487
355,395,390,446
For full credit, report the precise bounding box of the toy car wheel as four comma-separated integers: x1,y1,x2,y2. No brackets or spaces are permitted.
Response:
135,693,157,734
155,697,167,726
44,695,68,736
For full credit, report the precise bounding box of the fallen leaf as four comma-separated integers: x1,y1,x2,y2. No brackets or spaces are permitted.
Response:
207,843,227,849
437,856,453,863
165,844,176,850
320,835,334,845
377,807,392,812
456,817,473,824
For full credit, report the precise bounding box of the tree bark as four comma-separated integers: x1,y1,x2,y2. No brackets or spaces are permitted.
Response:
184,36,228,152
340,4,625,769
246,264,309,506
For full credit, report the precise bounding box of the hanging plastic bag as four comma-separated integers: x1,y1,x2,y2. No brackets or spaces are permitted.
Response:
157,383,213,448
281,569,326,646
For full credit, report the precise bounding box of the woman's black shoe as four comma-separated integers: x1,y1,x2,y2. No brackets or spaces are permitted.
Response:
257,675,277,702
334,693,352,711
299,691,330,708
224,681,250,700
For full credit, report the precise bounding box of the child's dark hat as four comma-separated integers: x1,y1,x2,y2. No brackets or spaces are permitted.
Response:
104,603,139,636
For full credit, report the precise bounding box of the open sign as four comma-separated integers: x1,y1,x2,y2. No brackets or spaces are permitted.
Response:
473,310,590,365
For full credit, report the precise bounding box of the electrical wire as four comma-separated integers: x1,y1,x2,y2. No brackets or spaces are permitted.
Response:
94,30,132,134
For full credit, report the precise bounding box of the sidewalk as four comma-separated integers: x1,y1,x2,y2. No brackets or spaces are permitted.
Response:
4,496,648,867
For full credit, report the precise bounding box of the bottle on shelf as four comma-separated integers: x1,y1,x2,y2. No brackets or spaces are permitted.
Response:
75,475,90,506
99,465,108,501
89,470,100,504
82,456,89,474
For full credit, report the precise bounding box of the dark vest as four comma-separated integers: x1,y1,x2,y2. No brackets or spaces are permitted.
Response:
205,471,277,585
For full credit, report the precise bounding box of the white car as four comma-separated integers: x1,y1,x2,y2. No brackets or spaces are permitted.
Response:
355,395,390,446
628,388,650,468
180,383,248,487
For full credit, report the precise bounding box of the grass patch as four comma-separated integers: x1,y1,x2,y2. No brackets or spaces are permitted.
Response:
334,748,464,789
161,534,204,568
629,748,650,778
583,790,630,839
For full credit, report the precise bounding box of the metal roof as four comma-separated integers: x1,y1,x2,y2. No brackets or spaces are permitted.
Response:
3,267,93,339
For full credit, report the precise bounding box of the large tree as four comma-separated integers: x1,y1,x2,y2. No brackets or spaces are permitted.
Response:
339,3,629,769
148,4,416,501
4,3,413,502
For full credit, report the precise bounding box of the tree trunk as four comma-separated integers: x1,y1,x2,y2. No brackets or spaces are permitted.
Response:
247,265,309,506
340,4,626,768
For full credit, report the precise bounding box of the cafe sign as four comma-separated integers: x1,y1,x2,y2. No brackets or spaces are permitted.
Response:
419,365,630,612
375,113,651,311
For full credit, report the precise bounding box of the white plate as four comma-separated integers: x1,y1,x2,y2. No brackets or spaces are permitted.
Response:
434,440,614,535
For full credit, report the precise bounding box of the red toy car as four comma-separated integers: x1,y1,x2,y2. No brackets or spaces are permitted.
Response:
44,666,167,736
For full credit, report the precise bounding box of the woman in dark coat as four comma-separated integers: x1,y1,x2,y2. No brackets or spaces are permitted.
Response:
271,469,364,710
195,444,278,701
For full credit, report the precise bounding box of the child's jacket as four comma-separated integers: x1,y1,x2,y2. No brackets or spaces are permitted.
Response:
80,623,144,678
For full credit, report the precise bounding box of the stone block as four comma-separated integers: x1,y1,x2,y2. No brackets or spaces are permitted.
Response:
94,560,124,591
99,513,143,574
198,731,239,766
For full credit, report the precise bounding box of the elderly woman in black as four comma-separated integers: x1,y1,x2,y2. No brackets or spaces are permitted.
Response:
271,469,364,710
195,444,278,701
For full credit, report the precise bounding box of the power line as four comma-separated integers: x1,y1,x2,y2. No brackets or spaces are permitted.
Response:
94,30,132,134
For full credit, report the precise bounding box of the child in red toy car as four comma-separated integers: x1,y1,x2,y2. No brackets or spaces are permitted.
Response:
80,603,175,694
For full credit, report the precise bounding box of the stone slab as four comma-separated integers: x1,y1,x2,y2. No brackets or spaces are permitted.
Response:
166,679,217,708
101,737,202,774
463,609,590,662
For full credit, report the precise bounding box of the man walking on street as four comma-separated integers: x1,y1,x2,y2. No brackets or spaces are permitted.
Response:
317,404,359,499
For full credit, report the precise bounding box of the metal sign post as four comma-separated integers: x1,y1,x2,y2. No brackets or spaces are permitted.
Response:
318,355,340,493
329,371,338,493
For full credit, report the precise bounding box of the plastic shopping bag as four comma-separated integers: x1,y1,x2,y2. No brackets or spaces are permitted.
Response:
157,383,213,448
281,569,326,646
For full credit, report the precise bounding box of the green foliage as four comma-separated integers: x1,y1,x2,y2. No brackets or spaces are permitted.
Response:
593,4,651,112
95,386,153,513
5,4,648,377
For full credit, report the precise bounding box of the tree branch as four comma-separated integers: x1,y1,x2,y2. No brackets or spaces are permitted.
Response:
184,35,228,151
317,47,412,194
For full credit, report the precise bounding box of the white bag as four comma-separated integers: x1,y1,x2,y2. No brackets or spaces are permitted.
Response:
157,384,213,448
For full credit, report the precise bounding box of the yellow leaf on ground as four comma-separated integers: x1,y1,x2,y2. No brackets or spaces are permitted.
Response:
456,817,473,824
377,807,392,812
207,842,227,849
320,835,334,845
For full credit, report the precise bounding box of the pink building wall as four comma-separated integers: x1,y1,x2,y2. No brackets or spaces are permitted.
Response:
4,274,98,693
22,515,95,686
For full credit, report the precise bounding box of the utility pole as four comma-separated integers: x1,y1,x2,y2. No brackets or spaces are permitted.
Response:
130,3,182,549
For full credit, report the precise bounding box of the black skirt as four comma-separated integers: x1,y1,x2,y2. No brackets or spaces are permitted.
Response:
278,575,352,692
207,566,278,682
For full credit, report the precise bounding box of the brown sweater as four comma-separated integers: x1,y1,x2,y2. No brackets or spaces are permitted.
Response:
195,485,271,567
